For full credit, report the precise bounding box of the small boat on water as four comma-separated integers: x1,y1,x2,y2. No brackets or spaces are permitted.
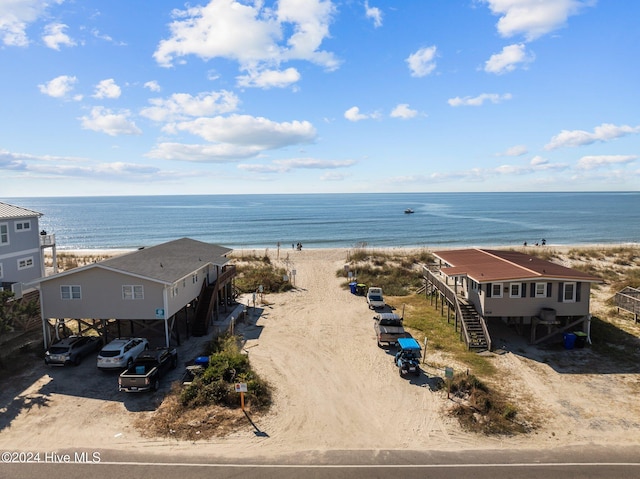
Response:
404,208,414,214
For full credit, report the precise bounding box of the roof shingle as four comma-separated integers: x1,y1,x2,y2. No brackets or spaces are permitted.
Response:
0,202,42,219
433,248,601,283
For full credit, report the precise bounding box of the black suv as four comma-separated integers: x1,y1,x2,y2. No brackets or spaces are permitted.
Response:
44,336,101,366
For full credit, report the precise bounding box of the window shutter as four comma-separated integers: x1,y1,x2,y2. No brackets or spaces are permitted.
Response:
530,283,535,297
486,283,492,298
547,282,552,297
576,282,582,302
558,282,564,302
521,283,526,297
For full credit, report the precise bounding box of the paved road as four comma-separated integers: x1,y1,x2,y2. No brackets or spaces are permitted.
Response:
3,447,640,479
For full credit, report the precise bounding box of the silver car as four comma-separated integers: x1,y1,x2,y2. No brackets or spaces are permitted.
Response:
44,335,101,366
97,337,149,370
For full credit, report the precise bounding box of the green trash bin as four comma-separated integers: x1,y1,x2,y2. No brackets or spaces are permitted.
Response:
574,331,587,348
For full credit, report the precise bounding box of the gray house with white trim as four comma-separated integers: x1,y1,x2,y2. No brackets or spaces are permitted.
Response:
30,238,236,348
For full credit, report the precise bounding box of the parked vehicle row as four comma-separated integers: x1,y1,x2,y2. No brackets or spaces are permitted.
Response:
45,336,149,368
44,335,178,392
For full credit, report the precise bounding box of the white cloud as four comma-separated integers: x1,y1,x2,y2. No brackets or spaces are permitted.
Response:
500,145,528,156
140,91,239,122
168,114,317,149
448,92,512,107
390,104,418,119
364,1,382,28
149,114,317,162
576,155,638,170
93,79,121,99
530,155,548,166
484,43,534,74
406,46,437,77
80,107,142,136
154,0,338,73
42,22,75,50
0,0,54,47
545,123,640,150
0,148,164,180
38,74,78,98
344,106,380,122
236,67,301,89
147,142,260,162
481,0,593,41
238,157,356,173
144,80,161,92
320,171,347,181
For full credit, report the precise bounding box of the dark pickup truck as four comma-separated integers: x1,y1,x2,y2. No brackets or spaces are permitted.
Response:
118,347,178,392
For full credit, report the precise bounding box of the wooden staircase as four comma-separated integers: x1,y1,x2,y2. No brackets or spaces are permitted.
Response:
458,300,488,351
192,283,215,337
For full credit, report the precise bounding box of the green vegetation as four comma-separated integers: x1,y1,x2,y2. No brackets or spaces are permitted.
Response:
0,290,39,335
338,248,433,296
180,335,272,410
448,373,528,435
144,334,272,440
233,252,293,294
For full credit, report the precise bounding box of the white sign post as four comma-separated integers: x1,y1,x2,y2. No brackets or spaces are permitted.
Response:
235,382,248,410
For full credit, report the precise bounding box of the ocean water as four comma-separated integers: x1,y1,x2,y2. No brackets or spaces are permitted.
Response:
4,192,639,251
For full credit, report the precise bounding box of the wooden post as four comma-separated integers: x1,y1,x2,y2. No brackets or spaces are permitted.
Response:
240,391,245,411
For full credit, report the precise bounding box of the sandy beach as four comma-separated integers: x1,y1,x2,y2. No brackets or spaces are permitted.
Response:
1,245,640,460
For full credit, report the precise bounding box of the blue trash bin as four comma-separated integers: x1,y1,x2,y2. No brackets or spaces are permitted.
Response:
194,356,209,366
563,332,577,350
349,282,357,294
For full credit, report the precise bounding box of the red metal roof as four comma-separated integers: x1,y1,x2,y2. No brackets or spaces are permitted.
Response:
433,248,602,283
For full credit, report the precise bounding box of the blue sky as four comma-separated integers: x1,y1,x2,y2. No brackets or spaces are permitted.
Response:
0,0,638,196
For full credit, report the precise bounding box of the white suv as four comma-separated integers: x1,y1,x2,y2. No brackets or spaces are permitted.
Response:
97,337,149,370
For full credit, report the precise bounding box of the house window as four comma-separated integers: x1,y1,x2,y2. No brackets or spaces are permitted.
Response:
192,273,198,283
509,283,521,298
562,282,576,302
491,283,503,298
61,285,81,300
17,257,34,270
123,285,144,300
0,223,8,245
15,221,31,232
535,282,547,298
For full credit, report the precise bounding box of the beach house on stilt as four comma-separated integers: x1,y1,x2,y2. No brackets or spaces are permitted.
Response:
29,238,236,349
423,248,602,350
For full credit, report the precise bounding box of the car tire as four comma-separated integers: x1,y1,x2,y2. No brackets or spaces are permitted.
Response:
73,356,81,366
152,379,159,391
127,358,133,369
171,356,177,369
